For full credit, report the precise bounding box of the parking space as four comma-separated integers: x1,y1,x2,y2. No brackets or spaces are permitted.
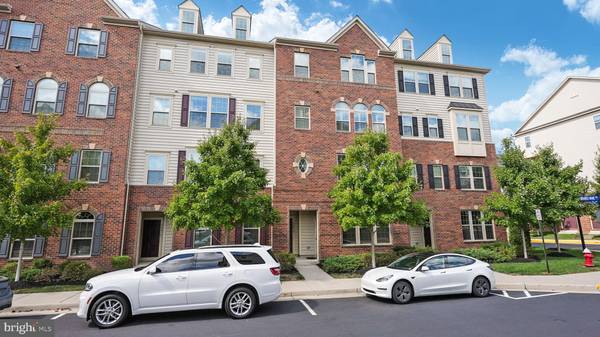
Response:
490,290,567,300
2,293,599,337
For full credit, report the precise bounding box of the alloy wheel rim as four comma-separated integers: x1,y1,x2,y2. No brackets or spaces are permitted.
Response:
95,299,123,326
229,292,252,316
395,284,410,302
475,279,489,295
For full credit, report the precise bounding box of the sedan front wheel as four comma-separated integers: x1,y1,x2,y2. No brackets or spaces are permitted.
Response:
391,280,413,304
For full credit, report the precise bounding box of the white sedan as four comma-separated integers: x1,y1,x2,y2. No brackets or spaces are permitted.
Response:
78,245,282,328
361,252,495,304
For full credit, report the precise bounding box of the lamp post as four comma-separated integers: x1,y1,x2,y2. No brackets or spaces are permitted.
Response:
535,209,550,274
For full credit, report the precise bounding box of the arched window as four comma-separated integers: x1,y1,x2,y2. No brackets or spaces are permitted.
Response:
335,102,350,132
70,212,95,257
371,105,386,133
34,79,58,114
353,103,368,133
87,82,110,118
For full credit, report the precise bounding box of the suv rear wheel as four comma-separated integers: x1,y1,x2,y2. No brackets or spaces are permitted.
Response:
224,287,257,319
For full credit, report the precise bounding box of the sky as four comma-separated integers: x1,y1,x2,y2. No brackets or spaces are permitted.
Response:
114,0,600,150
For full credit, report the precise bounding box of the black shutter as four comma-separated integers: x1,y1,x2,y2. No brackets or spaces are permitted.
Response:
0,19,9,49
429,73,436,95
416,164,424,188
0,79,12,112
212,229,221,245
58,228,71,257
397,70,405,92
427,165,435,189
99,151,111,183
442,165,450,190
180,95,189,127
107,86,118,118
23,80,36,113
176,150,186,183
91,213,104,256
76,84,88,117
55,82,67,114
443,75,450,97
412,117,419,137
185,230,193,248
0,235,10,258
422,117,429,138
398,115,403,136
235,226,242,244
472,78,479,99
30,23,44,52
454,165,462,190
437,119,444,138
65,27,78,55
98,31,108,57
484,166,492,190
32,236,45,257
228,98,236,124
68,151,81,181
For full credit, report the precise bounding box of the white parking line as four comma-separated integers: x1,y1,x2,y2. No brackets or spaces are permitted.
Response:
50,313,68,320
523,290,532,297
491,290,567,300
299,300,317,316
502,290,508,297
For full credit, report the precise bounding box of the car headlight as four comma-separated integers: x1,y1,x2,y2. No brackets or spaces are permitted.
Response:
376,275,393,282
84,282,93,291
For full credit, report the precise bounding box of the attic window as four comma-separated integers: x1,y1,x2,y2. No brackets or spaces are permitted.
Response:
402,39,413,60
235,17,248,40
182,10,195,33
441,44,452,64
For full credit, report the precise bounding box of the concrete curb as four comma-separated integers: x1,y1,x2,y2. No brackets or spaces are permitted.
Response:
281,287,361,298
530,239,600,245
495,282,600,294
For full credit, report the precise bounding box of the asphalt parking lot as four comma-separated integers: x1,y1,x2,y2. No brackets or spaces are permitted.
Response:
3,292,599,337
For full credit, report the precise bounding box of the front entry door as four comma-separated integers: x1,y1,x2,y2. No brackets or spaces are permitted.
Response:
299,211,317,257
141,219,161,258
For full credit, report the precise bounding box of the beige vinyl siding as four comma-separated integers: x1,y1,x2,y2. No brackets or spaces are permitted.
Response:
395,64,493,144
130,35,275,186
418,45,440,63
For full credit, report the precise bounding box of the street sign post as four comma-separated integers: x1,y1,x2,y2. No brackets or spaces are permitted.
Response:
535,208,550,274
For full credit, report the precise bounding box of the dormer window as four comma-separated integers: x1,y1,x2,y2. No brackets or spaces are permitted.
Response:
235,17,248,40
441,44,452,64
402,39,413,60
181,10,196,33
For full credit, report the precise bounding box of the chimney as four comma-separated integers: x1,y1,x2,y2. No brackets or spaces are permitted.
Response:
178,0,203,34
390,29,414,60
231,5,252,40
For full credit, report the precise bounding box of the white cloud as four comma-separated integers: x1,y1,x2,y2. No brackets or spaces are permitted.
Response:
491,128,514,150
370,0,393,3
563,0,600,24
114,0,159,25
490,42,600,124
330,0,349,9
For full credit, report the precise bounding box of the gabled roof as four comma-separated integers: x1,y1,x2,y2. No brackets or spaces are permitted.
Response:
232,5,252,17
515,76,600,135
178,0,199,8
104,0,128,18
326,16,390,51
417,34,452,60
389,29,414,49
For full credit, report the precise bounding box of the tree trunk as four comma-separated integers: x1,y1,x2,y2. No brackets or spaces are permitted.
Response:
224,226,229,245
553,223,561,253
15,240,24,282
521,228,528,259
370,227,376,269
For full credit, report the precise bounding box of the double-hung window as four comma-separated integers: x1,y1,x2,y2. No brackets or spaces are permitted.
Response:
34,79,58,114
461,210,494,241
456,112,481,142
294,105,310,130
351,54,365,83
294,53,309,78
70,212,95,257
242,225,260,244
87,83,110,118
458,165,485,190
235,17,248,40
248,56,261,79
354,103,367,133
217,52,233,76
147,154,167,185
403,71,416,93
158,48,172,71
404,71,430,94
462,78,474,98
450,76,475,98
335,102,350,132
417,73,430,94
189,96,208,128
402,115,414,136
246,104,261,131
9,239,35,259
181,10,196,33
402,39,413,59
427,116,439,138
190,48,206,74
152,97,171,126
193,228,212,247
210,96,229,128
340,57,350,82
371,105,386,132
342,226,390,245
524,136,531,148
79,150,102,183
432,165,444,190
8,21,35,52
76,29,101,58
594,114,600,130
367,60,376,84
449,76,461,97
441,44,452,64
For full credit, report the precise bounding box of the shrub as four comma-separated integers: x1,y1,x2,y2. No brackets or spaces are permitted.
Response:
32,258,53,269
2,262,17,274
35,268,61,283
453,243,516,263
321,254,367,273
111,256,133,270
392,245,435,256
274,253,296,273
60,261,93,282
21,268,43,282
361,252,399,267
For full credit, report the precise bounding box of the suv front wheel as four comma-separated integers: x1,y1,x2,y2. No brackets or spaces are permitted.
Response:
90,293,130,328
224,287,257,319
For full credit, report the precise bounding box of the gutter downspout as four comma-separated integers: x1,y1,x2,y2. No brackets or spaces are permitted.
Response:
120,23,144,256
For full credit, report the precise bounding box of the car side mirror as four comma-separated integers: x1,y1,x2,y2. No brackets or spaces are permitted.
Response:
147,267,159,275
420,266,430,272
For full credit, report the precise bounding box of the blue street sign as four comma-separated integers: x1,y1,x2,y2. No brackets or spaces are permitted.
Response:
580,195,600,204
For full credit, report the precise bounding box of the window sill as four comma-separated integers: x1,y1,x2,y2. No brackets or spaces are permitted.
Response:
9,257,33,261
459,189,487,192
76,55,99,60
294,128,311,131
463,239,496,243
67,255,91,259
342,243,392,247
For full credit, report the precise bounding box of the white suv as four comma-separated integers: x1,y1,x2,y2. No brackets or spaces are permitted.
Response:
78,245,282,328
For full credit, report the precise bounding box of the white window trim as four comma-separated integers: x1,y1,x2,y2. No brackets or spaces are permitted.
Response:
193,228,213,248
7,20,34,52
440,43,452,64
216,50,234,77
70,214,95,257
449,75,475,99
341,226,392,246
401,114,416,137
427,116,439,137
242,224,260,244
458,165,486,191
462,210,496,242
524,136,531,148
187,94,230,130
145,152,169,186
208,95,230,129
294,105,311,130
9,238,35,260
402,71,430,95
189,47,207,75
353,104,368,133
593,114,600,130
86,82,109,119
402,39,414,60
75,28,101,58
342,54,376,84
294,52,310,78
245,103,263,132
432,164,444,190
181,10,197,33
151,95,172,127
158,47,173,72
455,111,483,143
33,79,58,115
370,106,387,133
235,17,248,40
247,55,262,80
78,149,102,184
335,103,351,133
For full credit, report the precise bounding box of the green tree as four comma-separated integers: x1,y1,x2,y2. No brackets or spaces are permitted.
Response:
0,116,86,281
166,122,280,244
329,131,429,268
592,147,600,195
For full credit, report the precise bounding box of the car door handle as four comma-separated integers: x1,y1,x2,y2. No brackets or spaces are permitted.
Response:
440,271,447,274
176,275,187,281
466,268,473,271
223,272,233,277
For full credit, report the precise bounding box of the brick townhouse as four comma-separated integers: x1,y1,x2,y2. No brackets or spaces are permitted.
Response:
0,0,140,268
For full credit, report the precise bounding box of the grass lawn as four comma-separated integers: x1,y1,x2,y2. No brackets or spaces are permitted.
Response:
532,233,581,240
13,284,84,294
492,248,600,275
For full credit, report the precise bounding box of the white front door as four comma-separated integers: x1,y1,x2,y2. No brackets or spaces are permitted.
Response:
298,211,317,257
138,253,194,308
186,252,235,306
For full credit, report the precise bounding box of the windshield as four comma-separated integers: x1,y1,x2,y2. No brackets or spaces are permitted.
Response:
134,253,170,272
388,253,434,270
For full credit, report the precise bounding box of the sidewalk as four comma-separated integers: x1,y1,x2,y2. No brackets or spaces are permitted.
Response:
531,238,600,245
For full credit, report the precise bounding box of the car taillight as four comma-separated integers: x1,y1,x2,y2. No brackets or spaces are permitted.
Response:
270,267,281,276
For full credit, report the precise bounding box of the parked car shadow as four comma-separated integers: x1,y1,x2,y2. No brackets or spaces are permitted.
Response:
365,293,487,305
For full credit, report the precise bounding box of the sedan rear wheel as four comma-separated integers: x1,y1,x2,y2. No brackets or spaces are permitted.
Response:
391,280,413,304
472,276,491,297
